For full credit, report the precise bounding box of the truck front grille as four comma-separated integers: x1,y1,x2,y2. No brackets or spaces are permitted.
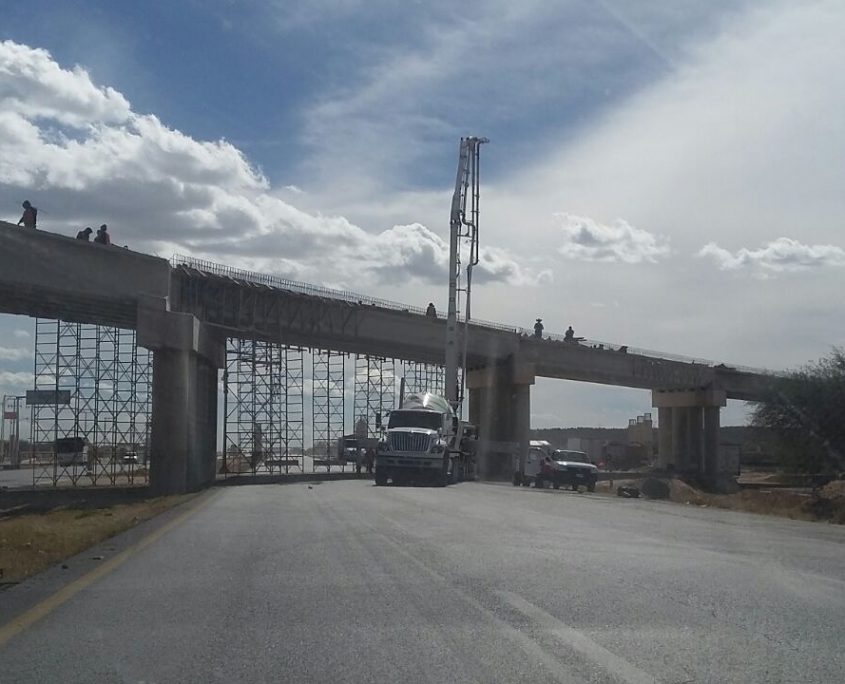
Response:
388,433,432,453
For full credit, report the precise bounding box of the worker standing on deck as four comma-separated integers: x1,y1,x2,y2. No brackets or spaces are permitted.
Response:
94,224,111,245
17,201,37,229
533,318,544,338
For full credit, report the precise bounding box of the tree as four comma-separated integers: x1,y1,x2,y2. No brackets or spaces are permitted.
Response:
751,349,845,473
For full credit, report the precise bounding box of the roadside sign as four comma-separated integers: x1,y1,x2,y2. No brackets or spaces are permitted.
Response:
25,389,71,406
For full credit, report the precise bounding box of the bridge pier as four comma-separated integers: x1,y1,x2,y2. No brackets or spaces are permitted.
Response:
653,388,732,490
467,358,535,480
138,304,225,495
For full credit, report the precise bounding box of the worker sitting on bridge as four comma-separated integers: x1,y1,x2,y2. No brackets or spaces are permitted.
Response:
94,224,111,245
76,227,93,241
533,318,544,338
426,302,437,318
17,200,37,229
564,325,575,342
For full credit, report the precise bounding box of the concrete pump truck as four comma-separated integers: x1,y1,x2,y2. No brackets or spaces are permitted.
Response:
374,137,488,486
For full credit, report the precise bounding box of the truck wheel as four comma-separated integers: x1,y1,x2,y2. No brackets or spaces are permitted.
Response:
571,483,579,492
535,476,544,489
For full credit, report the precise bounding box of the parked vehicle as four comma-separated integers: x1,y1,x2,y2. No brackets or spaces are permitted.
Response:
513,441,598,492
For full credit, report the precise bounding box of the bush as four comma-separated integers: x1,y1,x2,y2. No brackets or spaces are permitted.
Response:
751,349,845,473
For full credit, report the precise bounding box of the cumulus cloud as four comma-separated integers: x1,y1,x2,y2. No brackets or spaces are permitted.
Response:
555,213,670,263
698,238,845,273
0,40,537,292
0,346,29,361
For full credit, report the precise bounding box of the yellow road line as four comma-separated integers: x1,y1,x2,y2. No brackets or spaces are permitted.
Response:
0,488,220,647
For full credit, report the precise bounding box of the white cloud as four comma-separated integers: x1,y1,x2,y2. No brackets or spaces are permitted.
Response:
0,370,32,388
698,238,845,273
0,346,29,361
556,213,670,263
0,41,130,127
13,329,30,339
0,40,536,293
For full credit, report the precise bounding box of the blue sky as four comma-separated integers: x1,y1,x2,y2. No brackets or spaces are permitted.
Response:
1,0,844,429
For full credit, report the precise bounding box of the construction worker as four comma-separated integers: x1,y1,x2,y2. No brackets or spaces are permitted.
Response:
533,318,544,338
17,201,37,229
564,326,575,341
94,224,111,245
76,227,93,241
426,302,437,318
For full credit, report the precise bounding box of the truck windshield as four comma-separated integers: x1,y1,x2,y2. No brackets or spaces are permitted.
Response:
388,410,441,430
554,450,590,462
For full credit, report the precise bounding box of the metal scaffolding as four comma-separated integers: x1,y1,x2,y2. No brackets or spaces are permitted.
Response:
311,350,345,471
353,355,395,439
29,319,152,487
401,361,446,397
222,339,305,476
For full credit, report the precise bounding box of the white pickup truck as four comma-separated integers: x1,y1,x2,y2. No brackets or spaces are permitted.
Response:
513,441,599,492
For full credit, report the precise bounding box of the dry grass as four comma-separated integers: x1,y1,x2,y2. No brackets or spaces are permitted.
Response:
0,494,195,585
596,478,845,524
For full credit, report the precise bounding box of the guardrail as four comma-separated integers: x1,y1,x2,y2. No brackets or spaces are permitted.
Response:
172,254,778,377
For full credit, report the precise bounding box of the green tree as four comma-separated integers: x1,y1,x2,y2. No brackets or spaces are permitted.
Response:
752,349,845,473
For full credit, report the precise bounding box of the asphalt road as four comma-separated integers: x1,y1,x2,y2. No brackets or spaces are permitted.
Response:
1,481,844,683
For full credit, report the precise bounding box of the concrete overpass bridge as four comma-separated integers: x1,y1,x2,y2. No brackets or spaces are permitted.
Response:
0,221,776,491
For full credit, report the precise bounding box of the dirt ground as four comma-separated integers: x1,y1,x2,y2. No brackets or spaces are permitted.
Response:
0,494,195,586
596,478,845,524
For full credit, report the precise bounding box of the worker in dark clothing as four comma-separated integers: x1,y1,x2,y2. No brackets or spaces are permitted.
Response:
17,201,37,229
76,227,93,241
426,302,437,318
94,224,111,245
564,326,575,342
365,447,375,474
533,318,544,338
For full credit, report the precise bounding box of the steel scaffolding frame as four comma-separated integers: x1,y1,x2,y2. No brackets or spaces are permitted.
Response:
401,361,446,396
311,350,345,471
353,355,395,439
222,339,305,476
29,320,151,487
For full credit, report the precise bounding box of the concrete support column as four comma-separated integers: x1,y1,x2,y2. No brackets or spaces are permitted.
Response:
671,407,688,473
138,303,224,495
703,406,720,478
513,383,531,478
653,387,727,485
657,406,673,469
466,357,535,481
687,406,704,474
